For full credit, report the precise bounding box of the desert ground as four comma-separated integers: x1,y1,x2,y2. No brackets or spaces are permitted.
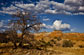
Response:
0,30,84,55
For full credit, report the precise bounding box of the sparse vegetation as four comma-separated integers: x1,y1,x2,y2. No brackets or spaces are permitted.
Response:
62,40,73,47
56,37,61,41
79,45,84,48
0,30,84,55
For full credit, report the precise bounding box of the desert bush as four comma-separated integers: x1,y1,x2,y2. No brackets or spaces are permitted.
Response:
62,40,73,47
56,37,61,41
54,37,57,39
38,39,54,49
50,39,56,44
0,33,9,43
79,45,84,48
56,43,61,46
39,40,49,47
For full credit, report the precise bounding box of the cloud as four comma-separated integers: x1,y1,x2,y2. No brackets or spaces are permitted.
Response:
0,5,17,14
71,29,75,32
0,20,7,32
40,23,46,27
43,18,50,21
0,20,11,29
16,3,35,10
0,0,84,15
79,6,84,11
0,20,4,27
53,20,70,30
0,3,35,14
45,9,57,14
41,20,71,31
64,0,84,13
64,0,83,6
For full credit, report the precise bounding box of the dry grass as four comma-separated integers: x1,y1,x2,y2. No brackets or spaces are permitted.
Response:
0,43,84,55
0,31,84,55
53,47,84,55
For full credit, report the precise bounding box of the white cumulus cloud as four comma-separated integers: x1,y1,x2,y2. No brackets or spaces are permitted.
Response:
0,0,84,15
53,20,70,30
0,20,4,27
64,0,83,6
41,20,71,31
43,18,50,21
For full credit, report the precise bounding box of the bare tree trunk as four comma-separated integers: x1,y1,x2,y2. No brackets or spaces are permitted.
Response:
18,33,24,47
18,41,23,47
13,42,17,49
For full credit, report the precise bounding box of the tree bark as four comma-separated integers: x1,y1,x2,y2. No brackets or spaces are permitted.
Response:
18,41,23,47
13,42,17,49
18,30,25,47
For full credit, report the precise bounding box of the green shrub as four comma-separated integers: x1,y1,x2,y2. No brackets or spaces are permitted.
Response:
62,40,73,47
50,39,56,44
56,43,61,46
79,45,84,48
56,37,61,41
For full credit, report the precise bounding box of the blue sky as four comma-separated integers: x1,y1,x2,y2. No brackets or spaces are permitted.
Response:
0,0,84,33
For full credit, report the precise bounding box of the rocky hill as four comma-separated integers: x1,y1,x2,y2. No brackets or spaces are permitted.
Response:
34,30,84,41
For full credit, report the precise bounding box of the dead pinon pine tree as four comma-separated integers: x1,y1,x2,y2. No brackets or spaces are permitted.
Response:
8,10,42,48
